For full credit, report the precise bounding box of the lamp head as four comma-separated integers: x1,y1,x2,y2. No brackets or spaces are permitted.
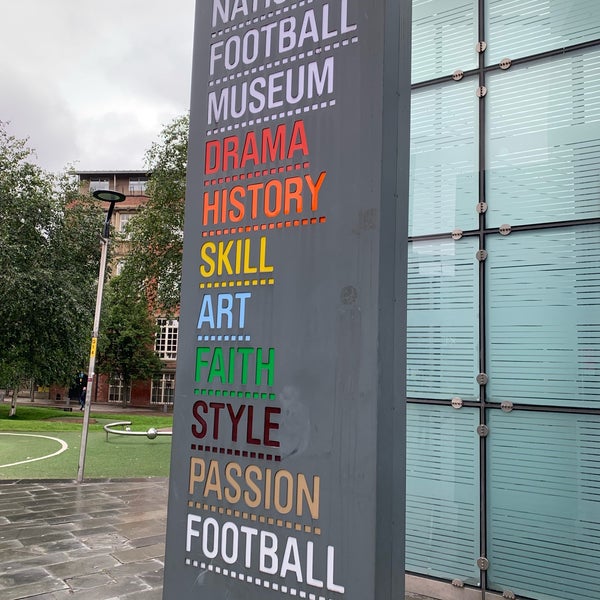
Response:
92,189,126,203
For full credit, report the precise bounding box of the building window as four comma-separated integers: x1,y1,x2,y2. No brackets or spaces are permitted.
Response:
129,177,148,194
151,373,175,404
115,260,125,276
90,178,110,192
155,318,178,360
118,213,134,238
108,374,130,404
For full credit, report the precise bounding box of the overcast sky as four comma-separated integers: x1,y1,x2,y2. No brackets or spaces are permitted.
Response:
0,0,195,173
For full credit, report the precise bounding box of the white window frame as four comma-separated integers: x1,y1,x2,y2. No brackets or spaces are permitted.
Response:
90,178,110,192
115,260,126,276
129,177,148,194
108,374,130,404
155,318,179,360
118,213,134,239
151,373,175,404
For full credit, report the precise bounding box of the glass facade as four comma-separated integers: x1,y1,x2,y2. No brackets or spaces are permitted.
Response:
407,1,600,599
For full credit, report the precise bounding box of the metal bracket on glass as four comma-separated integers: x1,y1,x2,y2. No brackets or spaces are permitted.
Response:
452,579,464,588
476,201,488,214
502,591,516,600
477,556,490,570
451,397,463,409
499,58,512,70
499,224,512,236
452,70,464,81
477,372,488,385
476,85,488,98
476,41,487,53
476,249,488,262
501,401,513,413
451,229,463,240
477,424,489,437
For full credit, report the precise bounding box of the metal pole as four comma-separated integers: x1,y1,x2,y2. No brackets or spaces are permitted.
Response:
77,227,110,483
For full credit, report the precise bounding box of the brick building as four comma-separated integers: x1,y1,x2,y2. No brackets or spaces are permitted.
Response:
69,170,177,410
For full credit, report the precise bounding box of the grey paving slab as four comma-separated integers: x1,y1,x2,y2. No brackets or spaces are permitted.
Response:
71,524,120,538
62,575,151,599
128,533,165,548
0,566,59,589
116,520,165,541
104,558,164,579
0,578,68,600
0,539,21,551
111,542,165,564
1,551,71,570
114,589,164,600
66,572,116,591
27,536,88,554
18,531,77,547
76,531,130,550
45,554,122,579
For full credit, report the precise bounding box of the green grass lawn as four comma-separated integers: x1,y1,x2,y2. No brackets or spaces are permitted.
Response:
0,404,173,480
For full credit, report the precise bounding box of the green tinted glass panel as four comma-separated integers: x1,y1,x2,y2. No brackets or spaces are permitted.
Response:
410,82,479,236
412,0,478,83
488,411,600,600
487,48,600,227
406,404,480,584
408,238,479,401
486,0,600,65
487,226,600,408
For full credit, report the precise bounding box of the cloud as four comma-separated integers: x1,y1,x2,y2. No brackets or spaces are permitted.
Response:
0,63,81,172
0,0,194,173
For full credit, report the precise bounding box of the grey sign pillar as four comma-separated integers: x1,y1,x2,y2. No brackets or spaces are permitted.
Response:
163,1,411,599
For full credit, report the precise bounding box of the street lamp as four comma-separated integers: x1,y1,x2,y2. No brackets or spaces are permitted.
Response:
77,188,126,483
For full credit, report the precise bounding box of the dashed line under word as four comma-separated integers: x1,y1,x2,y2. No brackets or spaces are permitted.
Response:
202,216,326,238
199,278,275,289
208,36,359,88
185,503,321,536
184,560,332,599
194,389,276,401
190,445,282,462
206,100,336,136
197,334,252,342
204,163,310,186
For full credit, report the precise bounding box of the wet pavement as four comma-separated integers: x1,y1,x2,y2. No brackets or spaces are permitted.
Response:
0,479,167,600
0,477,438,600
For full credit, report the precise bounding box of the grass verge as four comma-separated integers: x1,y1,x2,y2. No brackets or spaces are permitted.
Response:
0,404,172,479
0,404,173,431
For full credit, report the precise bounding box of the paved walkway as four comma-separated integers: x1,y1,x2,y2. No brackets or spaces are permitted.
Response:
0,479,167,600
0,478,437,600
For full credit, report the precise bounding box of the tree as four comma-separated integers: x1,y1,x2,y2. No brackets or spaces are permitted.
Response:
121,114,189,314
0,122,103,415
96,275,163,405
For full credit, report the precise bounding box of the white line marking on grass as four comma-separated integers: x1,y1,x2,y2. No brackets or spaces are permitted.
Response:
0,433,69,468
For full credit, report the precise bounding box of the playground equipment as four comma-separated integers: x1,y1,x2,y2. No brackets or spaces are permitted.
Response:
103,420,172,441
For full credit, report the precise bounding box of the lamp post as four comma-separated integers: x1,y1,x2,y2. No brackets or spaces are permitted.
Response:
77,189,126,483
